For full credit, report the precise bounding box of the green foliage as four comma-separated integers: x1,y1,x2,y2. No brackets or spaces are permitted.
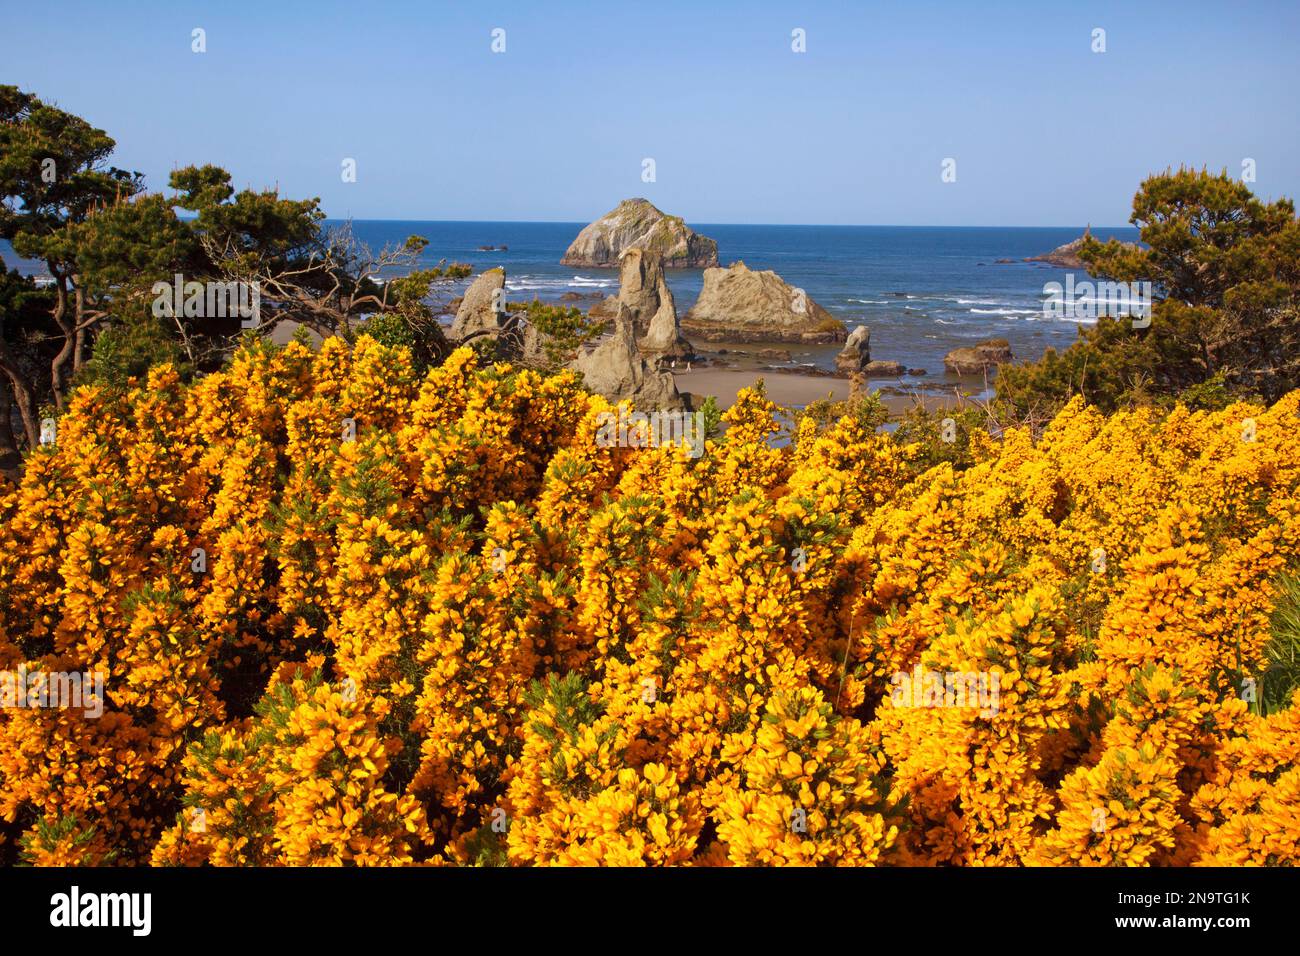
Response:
76,314,189,391
358,312,414,350
0,86,156,441
526,672,604,744
458,822,510,867
56,193,194,302
1080,167,1295,308
355,310,451,375
170,164,323,269
17,814,116,866
517,299,602,371
795,388,890,434
0,262,58,407
696,394,723,440
1168,371,1240,412
999,168,1300,417
1259,571,1300,715
891,404,989,472
994,314,1179,416
0,85,142,241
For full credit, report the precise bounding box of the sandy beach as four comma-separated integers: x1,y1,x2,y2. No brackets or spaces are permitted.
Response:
673,368,974,416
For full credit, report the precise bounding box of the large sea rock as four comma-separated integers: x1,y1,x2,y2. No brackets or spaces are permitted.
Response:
561,198,718,269
682,261,847,344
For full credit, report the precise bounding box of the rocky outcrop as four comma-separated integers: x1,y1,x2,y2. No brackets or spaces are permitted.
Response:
682,261,847,344
448,270,550,367
1024,226,1139,270
449,267,506,341
614,249,693,359
570,313,683,410
944,338,1014,375
1024,237,1091,270
587,295,618,320
834,325,871,373
561,198,718,269
862,360,905,377
447,265,682,408
616,248,669,335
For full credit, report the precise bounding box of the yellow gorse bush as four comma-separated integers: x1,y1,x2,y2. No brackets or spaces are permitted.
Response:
1,335,1297,866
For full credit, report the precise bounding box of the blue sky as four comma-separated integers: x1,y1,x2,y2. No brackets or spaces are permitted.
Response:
4,0,1297,226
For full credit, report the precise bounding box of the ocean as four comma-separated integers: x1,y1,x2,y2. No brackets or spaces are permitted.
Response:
3,221,1141,380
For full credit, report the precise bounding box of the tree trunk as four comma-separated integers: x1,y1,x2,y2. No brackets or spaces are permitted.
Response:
50,276,73,411
0,357,39,452
74,323,87,373
0,374,19,473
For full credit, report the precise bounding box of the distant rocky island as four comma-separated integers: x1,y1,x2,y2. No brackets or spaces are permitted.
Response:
1022,227,1139,270
561,198,718,268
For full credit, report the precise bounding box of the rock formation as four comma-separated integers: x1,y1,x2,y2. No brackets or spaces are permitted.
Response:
682,261,847,344
570,313,683,410
447,265,683,409
561,198,718,269
861,360,905,377
614,249,693,359
834,325,871,373
943,338,1014,375
449,267,506,341
1023,226,1139,270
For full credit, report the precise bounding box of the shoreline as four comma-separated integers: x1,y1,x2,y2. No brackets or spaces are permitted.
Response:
674,368,982,415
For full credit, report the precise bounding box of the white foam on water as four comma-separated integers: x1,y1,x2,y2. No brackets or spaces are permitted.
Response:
505,274,617,293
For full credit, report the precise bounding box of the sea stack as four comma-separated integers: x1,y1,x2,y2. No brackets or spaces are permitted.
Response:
570,312,684,410
613,249,693,359
682,261,847,344
561,198,718,269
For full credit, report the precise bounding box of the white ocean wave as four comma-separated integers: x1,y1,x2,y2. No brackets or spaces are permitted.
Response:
1038,314,1099,325
505,274,616,292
